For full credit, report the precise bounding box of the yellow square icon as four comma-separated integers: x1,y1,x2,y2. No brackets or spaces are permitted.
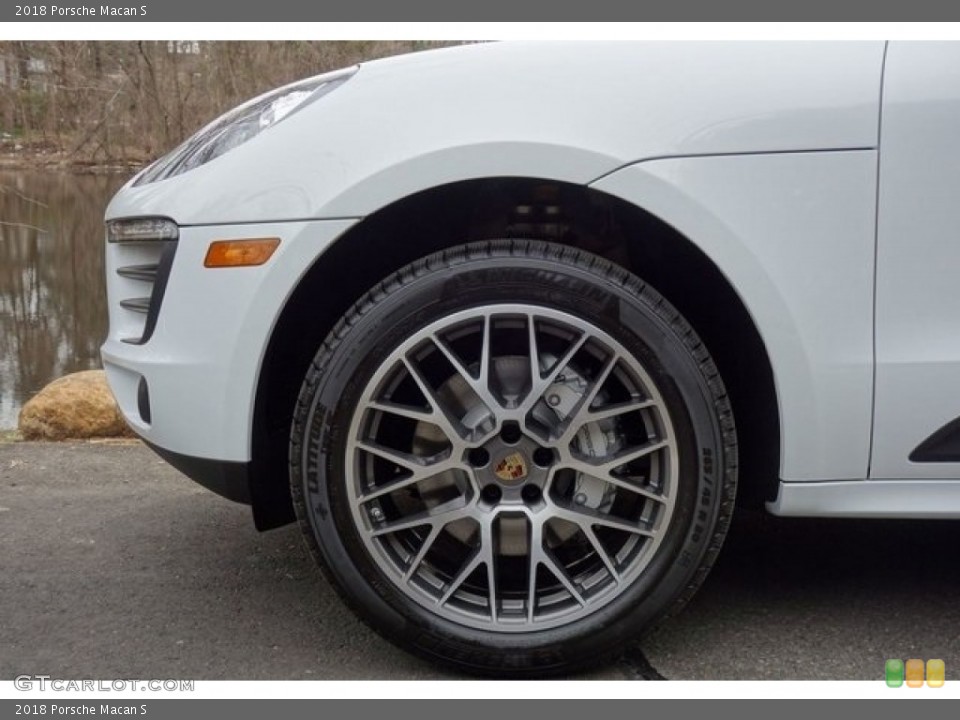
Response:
927,659,945,688
906,659,925,687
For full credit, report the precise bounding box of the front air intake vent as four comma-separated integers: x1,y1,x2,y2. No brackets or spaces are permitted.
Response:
116,264,161,283
118,297,153,314
112,240,177,345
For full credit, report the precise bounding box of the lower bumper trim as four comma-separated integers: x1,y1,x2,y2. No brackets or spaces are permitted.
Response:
144,440,252,505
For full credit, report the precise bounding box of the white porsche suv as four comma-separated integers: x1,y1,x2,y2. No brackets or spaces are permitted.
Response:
101,41,960,675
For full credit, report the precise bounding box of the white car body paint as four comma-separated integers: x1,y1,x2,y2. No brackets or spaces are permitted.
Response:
102,219,356,460
872,42,960,480
776,42,960,516
103,40,960,518
591,150,878,482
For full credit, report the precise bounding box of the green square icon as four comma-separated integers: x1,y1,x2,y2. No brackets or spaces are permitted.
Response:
886,659,905,687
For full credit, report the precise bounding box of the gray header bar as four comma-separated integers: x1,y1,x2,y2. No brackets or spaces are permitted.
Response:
1,700,957,719
5,2,960,22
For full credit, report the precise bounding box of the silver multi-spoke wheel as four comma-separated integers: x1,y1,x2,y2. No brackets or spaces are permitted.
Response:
346,305,679,631
293,241,735,675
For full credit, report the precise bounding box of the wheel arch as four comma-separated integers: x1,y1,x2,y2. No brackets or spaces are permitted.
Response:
249,177,780,530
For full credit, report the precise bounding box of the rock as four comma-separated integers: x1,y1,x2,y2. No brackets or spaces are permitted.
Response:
18,370,135,441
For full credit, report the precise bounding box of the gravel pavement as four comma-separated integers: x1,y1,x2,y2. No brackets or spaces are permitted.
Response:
2,440,958,681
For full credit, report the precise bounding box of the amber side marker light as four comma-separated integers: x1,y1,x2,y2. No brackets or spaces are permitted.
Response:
204,238,280,268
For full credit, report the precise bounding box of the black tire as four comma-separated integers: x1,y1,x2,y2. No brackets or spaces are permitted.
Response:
290,240,736,677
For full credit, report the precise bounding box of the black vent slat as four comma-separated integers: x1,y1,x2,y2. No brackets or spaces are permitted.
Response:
120,297,152,314
110,238,177,345
117,264,160,282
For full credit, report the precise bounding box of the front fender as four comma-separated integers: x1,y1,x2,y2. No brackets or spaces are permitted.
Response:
591,151,877,482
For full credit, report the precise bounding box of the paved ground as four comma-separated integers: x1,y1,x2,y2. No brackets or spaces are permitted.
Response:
2,441,958,681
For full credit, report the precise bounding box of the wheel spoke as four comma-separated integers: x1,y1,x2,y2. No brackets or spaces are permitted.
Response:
540,545,586,607
562,462,668,504
356,442,465,504
357,462,464,502
355,440,455,479
438,548,482,605
527,314,541,387
575,438,670,476
403,524,444,580
369,499,468,537
358,474,423,503
431,324,502,413
602,474,669,503
479,314,492,398
581,524,622,583
577,351,619,411
526,518,543,622
367,400,434,423
399,357,470,443
584,398,656,422
553,503,655,537
554,351,619,442
482,520,498,622
520,331,589,413
436,519,499,620
549,507,635,583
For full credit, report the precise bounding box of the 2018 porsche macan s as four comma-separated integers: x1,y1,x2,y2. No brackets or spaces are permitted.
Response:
101,41,960,675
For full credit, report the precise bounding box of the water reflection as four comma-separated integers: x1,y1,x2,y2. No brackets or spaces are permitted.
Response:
0,171,131,428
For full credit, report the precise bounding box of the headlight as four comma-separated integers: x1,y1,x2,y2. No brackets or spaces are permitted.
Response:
134,66,357,185
106,217,179,243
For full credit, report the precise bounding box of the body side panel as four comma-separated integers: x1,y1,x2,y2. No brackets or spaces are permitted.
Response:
592,151,877,481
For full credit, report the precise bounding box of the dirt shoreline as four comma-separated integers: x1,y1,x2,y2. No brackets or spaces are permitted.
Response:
0,150,144,174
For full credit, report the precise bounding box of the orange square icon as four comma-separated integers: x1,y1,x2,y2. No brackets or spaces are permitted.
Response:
927,659,945,688
906,658,925,687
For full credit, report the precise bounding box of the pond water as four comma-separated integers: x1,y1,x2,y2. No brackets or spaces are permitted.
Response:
0,170,132,429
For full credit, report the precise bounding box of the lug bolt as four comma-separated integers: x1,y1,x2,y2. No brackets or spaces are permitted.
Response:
521,484,542,504
468,447,491,467
500,421,522,444
532,447,554,468
481,484,502,504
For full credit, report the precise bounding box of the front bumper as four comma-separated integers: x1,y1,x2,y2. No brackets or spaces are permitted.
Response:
145,440,252,503
101,218,357,477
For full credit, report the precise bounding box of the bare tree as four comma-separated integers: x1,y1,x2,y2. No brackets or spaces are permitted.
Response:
0,41,459,167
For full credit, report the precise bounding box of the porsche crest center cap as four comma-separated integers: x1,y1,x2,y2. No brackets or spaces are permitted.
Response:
494,452,528,483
